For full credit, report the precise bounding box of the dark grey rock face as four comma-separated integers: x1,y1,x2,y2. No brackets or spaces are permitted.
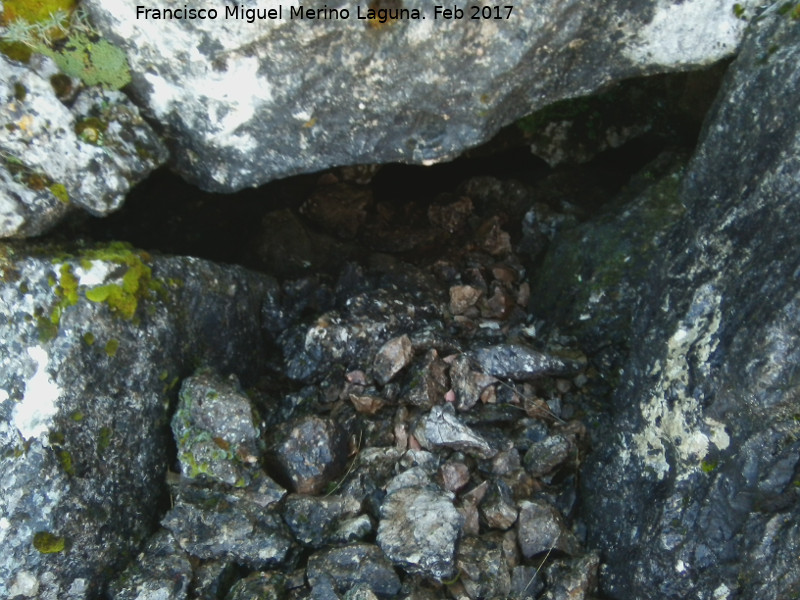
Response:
573,9,800,600
0,55,167,238
0,244,279,599
82,0,755,192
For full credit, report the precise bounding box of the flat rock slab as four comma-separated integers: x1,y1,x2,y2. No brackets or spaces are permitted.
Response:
84,0,757,191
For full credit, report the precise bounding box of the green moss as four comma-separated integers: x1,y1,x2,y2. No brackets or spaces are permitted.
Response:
33,531,66,554
70,410,84,421
83,331,95,346
732,3,746,19
105,338,119,357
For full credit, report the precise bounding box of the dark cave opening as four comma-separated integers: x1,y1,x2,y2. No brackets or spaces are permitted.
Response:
47,63,727,282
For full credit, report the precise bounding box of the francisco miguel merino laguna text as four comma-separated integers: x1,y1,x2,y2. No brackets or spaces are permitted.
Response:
135,4,425,22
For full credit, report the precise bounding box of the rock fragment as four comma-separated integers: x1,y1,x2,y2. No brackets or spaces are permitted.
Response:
373,334,414,385
449,285,483,315
162,482,292,569
172,371,262,488
307,544,400,598
413,403,496,459
456,534,513,599
470,344,584,381
523,434,575,478
377,473,464,582
517,499,580,558
267,415,348,494
480,479,519,530
107,530,192,600
541,552,601,600
283,494,364,549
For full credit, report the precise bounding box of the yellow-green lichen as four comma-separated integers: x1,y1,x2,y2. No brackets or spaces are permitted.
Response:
50,262,78,325
104,338,119,357
82,242,161,321
82,331,95,345
58,449,75,475
49,183,69,204
33,530,66,553
701,459,718,473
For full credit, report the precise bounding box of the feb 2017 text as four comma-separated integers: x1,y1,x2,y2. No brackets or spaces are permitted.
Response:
134,5,515,23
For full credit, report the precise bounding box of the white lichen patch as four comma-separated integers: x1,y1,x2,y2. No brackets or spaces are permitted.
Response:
623,0,759,67
12,347,62,440
633,284,729,479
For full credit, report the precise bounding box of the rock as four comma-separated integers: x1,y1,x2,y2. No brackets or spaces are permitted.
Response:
172,371,263,488
306,544,401,598
428,196,473,234
279,273,443,383
0,55,167,238
437,460,471,494
413,403,496,459
529,153,687,361
84,0,753,191
161,480,292,569
517,499,580,558
510,566,545,599
372,334,414,385
283,494,364,549
456,534,513,599
574,10,800,600
402,349,449,409
541,552,600,600
449,285,483,315
470,344,584,381
377,472,464,581
449,354,497,411
107,530,192,600
480,479,519,530
266,414,349,495
0,243,278,599
225,571,285,600
191,560,239,600
523,434,574,478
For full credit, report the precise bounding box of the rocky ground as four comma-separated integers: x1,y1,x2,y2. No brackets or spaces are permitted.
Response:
3,5,800,600
105,158,615,599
